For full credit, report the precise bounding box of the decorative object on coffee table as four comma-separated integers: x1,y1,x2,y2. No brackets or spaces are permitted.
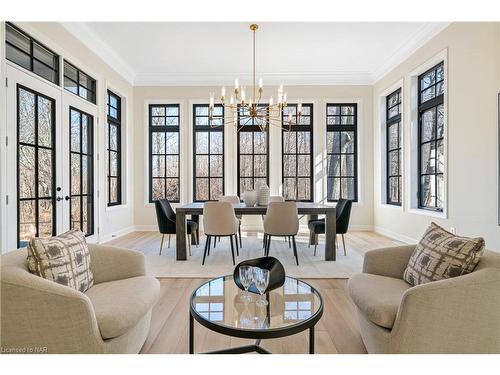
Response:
257,184,270,206
233,256,285,294
189,275,323,354
241,189,257,207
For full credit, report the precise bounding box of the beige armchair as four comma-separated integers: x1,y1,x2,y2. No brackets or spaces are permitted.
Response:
1,244,160,354
348,245,500,354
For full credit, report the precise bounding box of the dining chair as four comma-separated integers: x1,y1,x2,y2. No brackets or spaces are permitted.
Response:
202,201,240,265
154,198,198,256
218,195,243,248
263,202,300,265
261,196,288,248
307,199,352,256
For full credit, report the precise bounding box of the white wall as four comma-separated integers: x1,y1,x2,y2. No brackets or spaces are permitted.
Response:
132,85,374,230
373,22,500,251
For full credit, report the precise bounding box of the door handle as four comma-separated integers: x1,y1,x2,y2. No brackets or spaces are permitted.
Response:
65,196,70,201
56,196,63,202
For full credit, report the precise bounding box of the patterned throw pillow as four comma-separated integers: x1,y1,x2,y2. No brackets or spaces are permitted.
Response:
27,229,94,292
403,222,485,286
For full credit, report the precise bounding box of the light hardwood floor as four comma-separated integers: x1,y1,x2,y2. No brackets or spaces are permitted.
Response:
107,231,400,354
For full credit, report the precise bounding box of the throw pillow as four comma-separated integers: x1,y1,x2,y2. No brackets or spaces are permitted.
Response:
403,222,484,286
27,229,94,292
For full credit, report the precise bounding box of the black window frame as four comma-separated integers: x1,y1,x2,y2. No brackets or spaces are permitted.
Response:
236,105,270,196
69,106,95,237
417,62,445,211
107,90,122,207
192,104,225,202
63,60,97,104
386,88,402,206
326,103,358,202
149,104,181,203
5,22,60,85
281,103,314,202
16,84,57,248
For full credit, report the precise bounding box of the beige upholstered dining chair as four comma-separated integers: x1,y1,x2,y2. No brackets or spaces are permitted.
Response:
263,202,300,265
261,196,288,248
218,195,242,248
202,201,240,265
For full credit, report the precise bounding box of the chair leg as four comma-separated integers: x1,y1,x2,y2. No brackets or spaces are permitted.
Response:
159,234,165,255
313,234,317,256
342,234,347,256
229,235,236,266
288,236,291,248
308,231,311,248
292,235,299,266
235,234,239,257
195,231,199,247
187,234,192,257
168,234,171,248
207,235,211,256
214,236,217,248
266,235,271,256
202,235,210,265
238,225,242,248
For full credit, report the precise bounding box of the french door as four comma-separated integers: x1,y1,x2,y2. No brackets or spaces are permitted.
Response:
3,64,99,250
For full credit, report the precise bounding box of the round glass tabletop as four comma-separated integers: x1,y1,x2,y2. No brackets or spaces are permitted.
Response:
190,275,323,339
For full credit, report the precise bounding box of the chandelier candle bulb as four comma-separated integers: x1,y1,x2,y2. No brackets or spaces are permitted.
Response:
235,79,239,90
269,97,274,106
258,78,263,89
221,86,226,99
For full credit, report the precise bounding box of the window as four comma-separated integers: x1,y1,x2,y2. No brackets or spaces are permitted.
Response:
418,62,444,211
193,104,224,201
386,89,402,205
149,104,180,203
237,105,269,195
281,104,313,201
5,23,59,85
17,85,56,247
63,61,97,104
69,107,94,236
326,103,358,201
107,90,122,206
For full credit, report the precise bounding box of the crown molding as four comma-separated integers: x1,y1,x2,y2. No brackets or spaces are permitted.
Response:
60,22,136,84
133,71,374,86
370,22,450,84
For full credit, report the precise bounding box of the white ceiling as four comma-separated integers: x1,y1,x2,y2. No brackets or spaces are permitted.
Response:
62,22,449,86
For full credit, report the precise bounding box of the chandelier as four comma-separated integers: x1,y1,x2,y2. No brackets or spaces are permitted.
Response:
208,24,302,132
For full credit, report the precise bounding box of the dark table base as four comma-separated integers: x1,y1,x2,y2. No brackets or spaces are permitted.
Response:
189,312,316,354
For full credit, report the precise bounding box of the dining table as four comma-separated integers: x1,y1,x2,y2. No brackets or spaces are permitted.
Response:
175,202,337,261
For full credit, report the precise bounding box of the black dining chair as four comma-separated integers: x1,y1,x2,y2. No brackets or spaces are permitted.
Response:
307,199,352,256
154,198,199,256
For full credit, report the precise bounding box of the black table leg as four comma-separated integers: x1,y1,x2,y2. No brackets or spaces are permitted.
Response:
189,312,194,354
309,326,315,354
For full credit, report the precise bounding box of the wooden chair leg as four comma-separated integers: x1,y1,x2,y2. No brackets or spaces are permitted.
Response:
159,234,165,255
167,234,171,248
288,236,291,248
266,235,271,256
308,231,311,248
229,235,236,266
187,234,192,257
202,235,210,265
292,235,299,266
342,234,347,256
235,234,239,257
207,235,211,256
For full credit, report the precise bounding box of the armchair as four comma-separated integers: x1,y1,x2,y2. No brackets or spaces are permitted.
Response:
1,243,160,354
348,245,500,353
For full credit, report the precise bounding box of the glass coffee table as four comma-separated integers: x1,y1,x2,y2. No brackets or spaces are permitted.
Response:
189,275,323,354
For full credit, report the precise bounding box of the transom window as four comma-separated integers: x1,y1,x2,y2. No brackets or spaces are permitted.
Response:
418,62,444,211
237,105,269,195
149,104,180,203
5,23,60,85
63,61,97,104
326,103,358,202
281,104,313,201
107,90,122,206
386,89,402,206
193,104,225,201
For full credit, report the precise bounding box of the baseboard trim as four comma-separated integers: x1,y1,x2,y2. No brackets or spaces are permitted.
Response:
100,226,136,243
374,226,418,244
